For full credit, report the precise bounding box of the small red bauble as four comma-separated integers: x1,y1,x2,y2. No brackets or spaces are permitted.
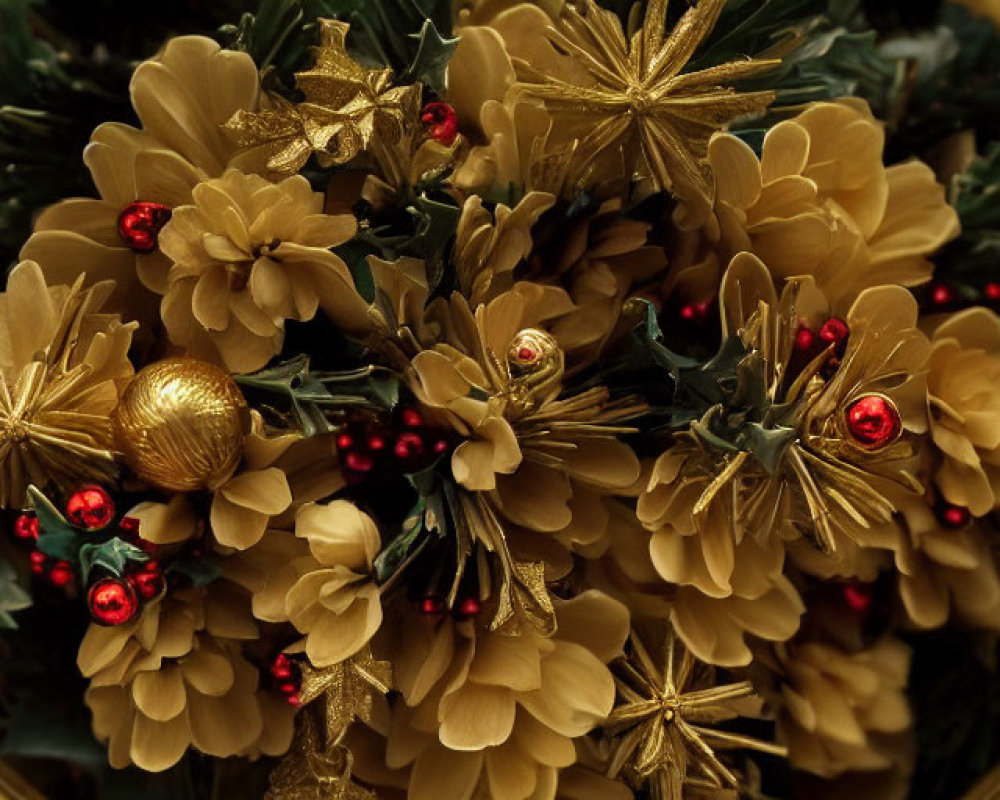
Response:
842,582,873,613
421,102,458,146
88,578,140,626
794,325,815,352
401,408,423,428
129,561,166,601
271,653,294,681
929,282,956,306
844,394,902,450
335,432,354,451
419,595,446,615
29,550,47,575
986,283,1000,301
117,201,172,254
433,438,450,454
817,317,849,351
457,596,482,618
345,451,374,473
48,561,75,588
394,431,425,460
367,434,387,452
14,514,39,540
935,500,971,529
66,485,115,530
270,654,301,706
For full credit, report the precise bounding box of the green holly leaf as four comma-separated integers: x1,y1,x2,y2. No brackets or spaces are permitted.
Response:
0,551,31,629
398,18,459,94
374,498,430,585
27,485,81,562
78,538,149,583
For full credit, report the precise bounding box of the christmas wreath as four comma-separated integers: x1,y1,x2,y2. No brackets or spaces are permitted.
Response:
1,0,999,798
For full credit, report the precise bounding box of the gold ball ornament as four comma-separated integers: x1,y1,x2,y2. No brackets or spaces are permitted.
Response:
112,358,248,492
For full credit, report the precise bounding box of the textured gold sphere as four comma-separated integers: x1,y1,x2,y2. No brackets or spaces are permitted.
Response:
112,358,248,492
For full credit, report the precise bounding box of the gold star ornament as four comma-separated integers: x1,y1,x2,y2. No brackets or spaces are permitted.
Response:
227,19,422,176
606,628,787,799
513,0,779,223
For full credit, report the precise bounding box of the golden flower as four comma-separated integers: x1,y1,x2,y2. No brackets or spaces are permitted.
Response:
20,36,259,324
127,412,343,551
365,590,629,800
158,168,367,373
508,0,777,222
926,307,1000,515
408,282,642,576
0,261,136,509
673,100,959,312
875,493,1000,630
78,585,293,771
250,501,383,668
763,635,913,778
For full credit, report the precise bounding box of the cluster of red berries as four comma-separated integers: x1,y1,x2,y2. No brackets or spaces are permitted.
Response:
418,594,482,620
270,654,302,707
678,298,713,323
14,485,167,626
336,407,454,484
420,102,458,146
793,316,850,376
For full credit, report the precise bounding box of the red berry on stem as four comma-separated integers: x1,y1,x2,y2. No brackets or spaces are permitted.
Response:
844,394,902,449
335,432,354,451
929,283,956,306
394,431,425,460
345,451,374,473
421,102,458,146
842,582,873,613
433,438,450,454
419,595,445,615
48,561,74,588
458,596,481,618
367,434,387,451
29,550,47,575
817,317,849,353
130,562,165,601
935,499,971,529
986,283,1000,301
117,201,172,254
401,408,423,428
271,653,293,681
794,325,815,352
66,485,115,530
88,578,140,626
14,514,39,540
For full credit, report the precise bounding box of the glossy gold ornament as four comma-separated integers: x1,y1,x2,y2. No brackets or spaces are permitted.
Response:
112,358,248,492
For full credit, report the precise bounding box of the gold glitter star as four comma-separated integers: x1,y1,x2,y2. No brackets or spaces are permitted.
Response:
606,628,786,799
227,19,422,175
513,0,778,220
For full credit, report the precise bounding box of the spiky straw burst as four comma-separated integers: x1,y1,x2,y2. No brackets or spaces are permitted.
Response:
606,629,786,799
513,0,778,218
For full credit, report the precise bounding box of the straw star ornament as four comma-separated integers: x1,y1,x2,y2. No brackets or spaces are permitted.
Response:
513,0,778,222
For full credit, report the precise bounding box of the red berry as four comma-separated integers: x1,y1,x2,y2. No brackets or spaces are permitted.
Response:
929,283,956,306
679,304,697,321
935,500,971,529
433,438,449,454
14,514,39,540
794,325,815,352
457,596,481,618
842,582,873,613
279,681,299,696
336,432,354,451
844,394,902,449
130,562,165,601
345,451,374,473
117,201,172,254
817,317,849,352
401,408,423,428
48,561,74,588
394,431,425,460
986,283,1000,301
367,434,387,451
421,102,458,146
419,595,445,615
29,550,47,575
88,578,140,626
65,485,115,530
271,654,293,681
118,516,141,535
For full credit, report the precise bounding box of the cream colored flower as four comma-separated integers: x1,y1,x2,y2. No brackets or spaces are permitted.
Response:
79,586,292,771
158,168,367,373
250,500,382,667
21,37,259,324
668,100,959,313
926,307,1000,515
364,590,628,800
766,635,913,778
0,261,136,508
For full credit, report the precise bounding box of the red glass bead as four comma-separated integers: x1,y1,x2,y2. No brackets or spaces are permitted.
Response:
433,438,449,454
458,596,481,618
394,431,425,460
986,283,1000,301
48,561,74,588
421,102,458,146
335,432,354,451
14,514,39,540
367,434,387,451
401,408,423,428
117,201,172,254
817,317,849,352
88,578,140,626
29,550,47,575
929,283,956,306
419,595,445,615
844,394,902,449
794,325,815,352
130,562,165,601
345,451,374,473
65,485,115,530
936,501,971,529
842,582,873,613
679,304,697,321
